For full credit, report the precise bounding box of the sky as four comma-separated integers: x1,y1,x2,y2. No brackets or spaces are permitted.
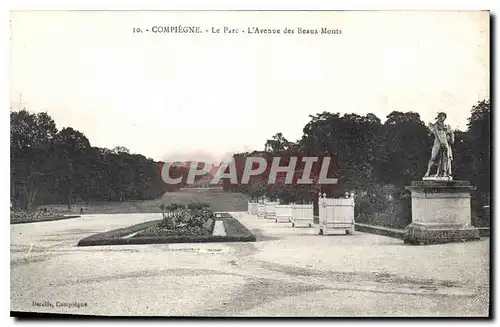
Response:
9,10,489,163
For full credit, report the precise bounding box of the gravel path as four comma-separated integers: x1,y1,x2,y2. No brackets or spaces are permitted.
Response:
10,212,490,317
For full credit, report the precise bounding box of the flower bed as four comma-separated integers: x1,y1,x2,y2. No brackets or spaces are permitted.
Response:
10,208,80,224
77,204,255,246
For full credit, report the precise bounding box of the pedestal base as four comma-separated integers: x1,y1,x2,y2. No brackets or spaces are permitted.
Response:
404,223,480,245
404,180,480,245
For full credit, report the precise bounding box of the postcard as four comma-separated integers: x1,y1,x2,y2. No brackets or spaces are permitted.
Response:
10,10,490,318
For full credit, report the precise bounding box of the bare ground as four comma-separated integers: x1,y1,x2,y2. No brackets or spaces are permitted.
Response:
10,211,490,317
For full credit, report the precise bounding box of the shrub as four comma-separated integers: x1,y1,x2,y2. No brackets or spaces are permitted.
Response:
158,204,214,232
165,203,185,212
355,184,411,229
187,202,211,210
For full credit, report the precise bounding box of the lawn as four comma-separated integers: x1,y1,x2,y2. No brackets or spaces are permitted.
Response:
38,189,249,215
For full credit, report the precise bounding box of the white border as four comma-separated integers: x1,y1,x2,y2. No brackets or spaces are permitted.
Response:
4,0,498,11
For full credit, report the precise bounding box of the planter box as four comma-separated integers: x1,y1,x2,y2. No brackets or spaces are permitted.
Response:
248,202,258,215
257,203,266,218
265,201,278,220
275,204,293,223
291,204,314,227
318,196,355,235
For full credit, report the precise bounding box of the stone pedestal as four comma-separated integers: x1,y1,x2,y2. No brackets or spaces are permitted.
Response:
404,180,480,245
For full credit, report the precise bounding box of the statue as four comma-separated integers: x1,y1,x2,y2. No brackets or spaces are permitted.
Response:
424,112,455,179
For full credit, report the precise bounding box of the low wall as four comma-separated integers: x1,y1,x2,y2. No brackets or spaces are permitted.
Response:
477,227,490,237
354,223,406,239
355,223,490,239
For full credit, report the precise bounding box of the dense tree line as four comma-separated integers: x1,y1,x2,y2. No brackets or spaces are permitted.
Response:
224,99,491,227
11,99,490,227
10,109,190,210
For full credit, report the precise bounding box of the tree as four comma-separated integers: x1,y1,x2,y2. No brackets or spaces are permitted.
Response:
10,110,58,210
52,127,91,209
300,112,383,194
467,99,491,198
10,108,177,209
264,133,291,153
112,146,130,154
378,111,432,188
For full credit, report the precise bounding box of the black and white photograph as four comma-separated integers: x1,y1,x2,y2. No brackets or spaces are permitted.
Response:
9,9,491,318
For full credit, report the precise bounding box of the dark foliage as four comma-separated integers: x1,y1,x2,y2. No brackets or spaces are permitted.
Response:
226,100,491,228
10,109,189,210
12,98,490,229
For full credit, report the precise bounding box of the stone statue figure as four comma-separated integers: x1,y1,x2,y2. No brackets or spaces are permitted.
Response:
424,112,455,179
